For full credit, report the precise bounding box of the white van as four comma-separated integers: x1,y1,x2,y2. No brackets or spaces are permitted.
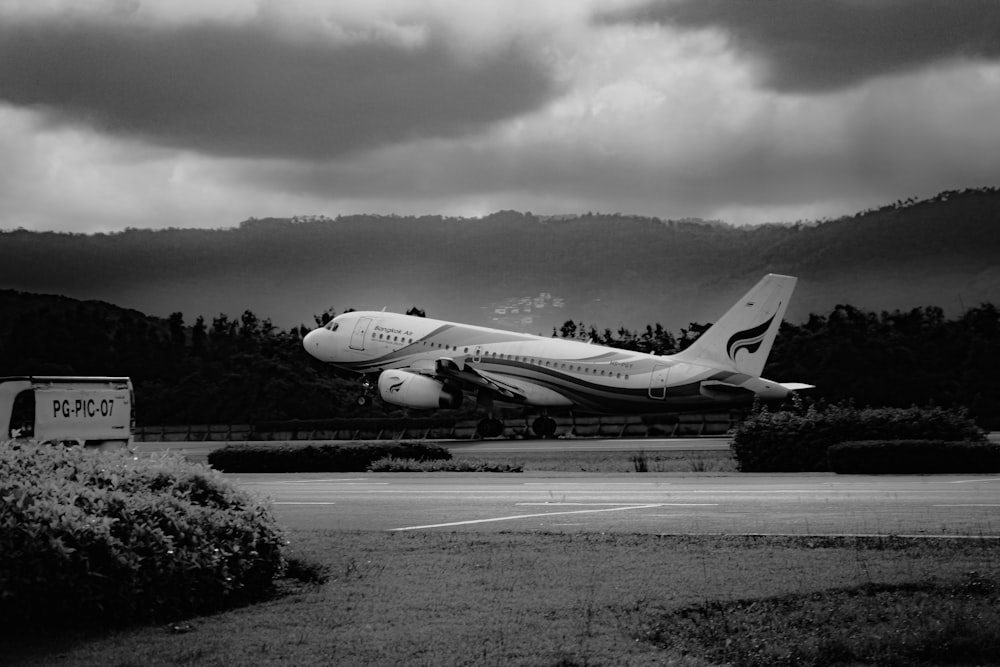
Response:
1,376,134,449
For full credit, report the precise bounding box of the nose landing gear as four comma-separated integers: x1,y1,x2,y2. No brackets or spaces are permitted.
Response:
355,375,375,408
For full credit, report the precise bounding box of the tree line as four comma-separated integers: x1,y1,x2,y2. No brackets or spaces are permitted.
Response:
552,303,999,428
2,291,998,428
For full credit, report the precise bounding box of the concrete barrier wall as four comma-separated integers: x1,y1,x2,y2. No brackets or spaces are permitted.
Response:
135,412,742,442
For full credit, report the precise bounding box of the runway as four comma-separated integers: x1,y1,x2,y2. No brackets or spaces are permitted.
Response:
232,471,1000,538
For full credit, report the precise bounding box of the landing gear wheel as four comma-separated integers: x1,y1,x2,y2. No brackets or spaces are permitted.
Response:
476,418,504,439
531,416,557,438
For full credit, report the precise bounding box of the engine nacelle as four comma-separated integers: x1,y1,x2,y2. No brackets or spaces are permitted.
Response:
377,370,463,410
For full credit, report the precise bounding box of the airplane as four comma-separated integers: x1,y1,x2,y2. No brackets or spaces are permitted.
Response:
302,274,813,438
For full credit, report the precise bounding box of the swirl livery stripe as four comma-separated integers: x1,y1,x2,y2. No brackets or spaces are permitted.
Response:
726,307,778,362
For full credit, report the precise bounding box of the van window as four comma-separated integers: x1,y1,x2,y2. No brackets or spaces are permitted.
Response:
8,390,34,438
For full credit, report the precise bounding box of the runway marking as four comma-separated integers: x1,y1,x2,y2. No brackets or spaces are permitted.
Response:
251,478,386,485
943,478,1000,484
518,502,718,507
652,532,1000,540
933,504,1000,507
517,502,657,507
391,504,666,532
522,482,664,487
275,502,337,505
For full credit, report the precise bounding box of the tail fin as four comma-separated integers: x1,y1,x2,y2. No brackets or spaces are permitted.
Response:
674,274,797,376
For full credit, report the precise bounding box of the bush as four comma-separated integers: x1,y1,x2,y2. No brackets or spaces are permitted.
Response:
207,441,452,472
731,404,985,472
828,440,1000,474
0,441,286,628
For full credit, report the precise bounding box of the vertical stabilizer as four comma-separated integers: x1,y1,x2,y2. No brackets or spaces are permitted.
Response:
674,274,797,377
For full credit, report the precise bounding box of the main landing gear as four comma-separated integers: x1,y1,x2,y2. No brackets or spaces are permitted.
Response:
476,417,504,438
531,416,557,438
475,415,558,439
474,393,557,439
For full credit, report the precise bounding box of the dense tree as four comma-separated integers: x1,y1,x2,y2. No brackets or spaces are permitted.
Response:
2,290,998,428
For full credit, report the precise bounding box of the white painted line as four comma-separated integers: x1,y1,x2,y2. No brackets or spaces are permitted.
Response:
933,504,1000,507
517,502,656,507
652,532,1000,540
517,502,718,507
274,502,337,505
522,482,663,486
391,504,666,532
252,478,385,485
943,478,1000,484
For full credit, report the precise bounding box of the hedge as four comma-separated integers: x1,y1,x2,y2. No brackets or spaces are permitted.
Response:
828,440,1000,474
207,441,452,472
0,441,286,628
731,404,985,472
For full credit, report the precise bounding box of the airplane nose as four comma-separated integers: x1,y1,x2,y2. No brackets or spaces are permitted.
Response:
303,328,326,360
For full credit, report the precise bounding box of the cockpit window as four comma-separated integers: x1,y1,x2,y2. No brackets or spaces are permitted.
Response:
325,322,339,331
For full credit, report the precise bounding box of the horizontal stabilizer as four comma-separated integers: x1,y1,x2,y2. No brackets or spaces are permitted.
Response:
780,382,815,392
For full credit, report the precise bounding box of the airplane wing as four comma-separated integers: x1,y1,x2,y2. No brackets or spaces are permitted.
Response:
432,358,524,401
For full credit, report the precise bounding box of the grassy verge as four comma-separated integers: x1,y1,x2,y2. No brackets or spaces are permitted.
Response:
6,531,998,666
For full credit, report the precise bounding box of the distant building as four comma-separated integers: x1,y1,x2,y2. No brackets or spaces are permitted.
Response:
485,291,566,332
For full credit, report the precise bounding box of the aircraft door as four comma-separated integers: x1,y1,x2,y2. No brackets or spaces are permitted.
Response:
350,318,373,351
648,363,669,400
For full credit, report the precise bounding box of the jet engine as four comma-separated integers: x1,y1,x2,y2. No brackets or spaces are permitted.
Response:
377,370,463,409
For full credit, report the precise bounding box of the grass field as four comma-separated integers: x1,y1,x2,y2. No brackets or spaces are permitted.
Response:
5,447,1000,666
6,531,999,666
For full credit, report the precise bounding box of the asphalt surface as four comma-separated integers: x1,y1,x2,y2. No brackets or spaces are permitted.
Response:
233,471,1000,537
134,436,1000,538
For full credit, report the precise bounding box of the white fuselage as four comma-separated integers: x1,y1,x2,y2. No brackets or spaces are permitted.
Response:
303,310,793,413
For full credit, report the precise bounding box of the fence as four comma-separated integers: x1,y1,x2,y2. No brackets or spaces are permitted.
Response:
134,411,743,442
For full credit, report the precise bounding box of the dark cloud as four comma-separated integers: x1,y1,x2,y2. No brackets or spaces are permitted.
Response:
606,0,1000,93
0,17,558,159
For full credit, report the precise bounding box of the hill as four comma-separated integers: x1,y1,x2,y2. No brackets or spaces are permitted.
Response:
1,187,997,332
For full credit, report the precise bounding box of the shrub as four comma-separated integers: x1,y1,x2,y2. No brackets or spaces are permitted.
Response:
207,441,451,472
828,440,1000,474
0,441,286,629
731,404,985,472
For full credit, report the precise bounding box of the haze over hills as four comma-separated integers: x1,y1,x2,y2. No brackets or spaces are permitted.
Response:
1,187,997,333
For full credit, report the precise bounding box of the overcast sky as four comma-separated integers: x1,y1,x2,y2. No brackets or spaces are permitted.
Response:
2,0,999,233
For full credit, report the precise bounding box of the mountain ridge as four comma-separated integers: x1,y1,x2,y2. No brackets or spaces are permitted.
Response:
1,187,997,332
